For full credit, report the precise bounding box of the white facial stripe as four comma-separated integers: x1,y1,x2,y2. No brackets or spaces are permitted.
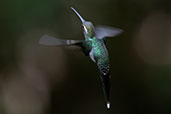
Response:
83,26,88,34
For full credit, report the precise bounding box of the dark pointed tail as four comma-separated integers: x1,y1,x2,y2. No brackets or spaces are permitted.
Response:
97,62,111,109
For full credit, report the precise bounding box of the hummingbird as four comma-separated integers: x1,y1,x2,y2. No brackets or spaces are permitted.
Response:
39,7,123,109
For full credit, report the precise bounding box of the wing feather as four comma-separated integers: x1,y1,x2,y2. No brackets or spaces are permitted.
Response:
39,34,83,46
95,25,123,39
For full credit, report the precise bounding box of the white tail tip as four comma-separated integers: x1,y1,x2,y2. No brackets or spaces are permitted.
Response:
107,102,110,109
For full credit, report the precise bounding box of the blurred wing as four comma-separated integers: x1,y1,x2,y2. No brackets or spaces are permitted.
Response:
39,34,83,46
39,34,88,55
97,62,111,109
95,25,123,39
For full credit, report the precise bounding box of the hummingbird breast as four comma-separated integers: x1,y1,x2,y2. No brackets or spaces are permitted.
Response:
90,38,109,63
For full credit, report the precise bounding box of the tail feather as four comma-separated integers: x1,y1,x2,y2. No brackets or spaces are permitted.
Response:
97,62,111,109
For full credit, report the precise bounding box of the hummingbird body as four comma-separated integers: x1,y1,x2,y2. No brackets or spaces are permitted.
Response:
89,37,109,61
86,37,109,64
86,37,111,107
39,7,123,109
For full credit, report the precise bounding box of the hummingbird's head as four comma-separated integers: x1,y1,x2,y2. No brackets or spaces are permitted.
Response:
71,7,95,38
82,21,95,38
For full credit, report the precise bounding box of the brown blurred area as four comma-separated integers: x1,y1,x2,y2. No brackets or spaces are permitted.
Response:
0,0,171,114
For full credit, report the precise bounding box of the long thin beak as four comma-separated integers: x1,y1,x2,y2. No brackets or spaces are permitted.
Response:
71,7,85,23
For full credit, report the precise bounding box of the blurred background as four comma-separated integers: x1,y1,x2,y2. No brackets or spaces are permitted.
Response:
0,0,171,114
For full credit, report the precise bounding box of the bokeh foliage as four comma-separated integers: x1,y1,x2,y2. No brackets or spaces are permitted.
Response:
0,0,171,114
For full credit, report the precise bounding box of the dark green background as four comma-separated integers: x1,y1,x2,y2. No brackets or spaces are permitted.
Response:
0,0,171,114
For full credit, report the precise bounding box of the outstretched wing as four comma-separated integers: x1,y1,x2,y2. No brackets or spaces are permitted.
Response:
97,62,111,109
95,25,123,39
39,34,91,55
39,34,83,46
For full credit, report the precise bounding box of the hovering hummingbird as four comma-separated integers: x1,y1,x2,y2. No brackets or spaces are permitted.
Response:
39,7,123,109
